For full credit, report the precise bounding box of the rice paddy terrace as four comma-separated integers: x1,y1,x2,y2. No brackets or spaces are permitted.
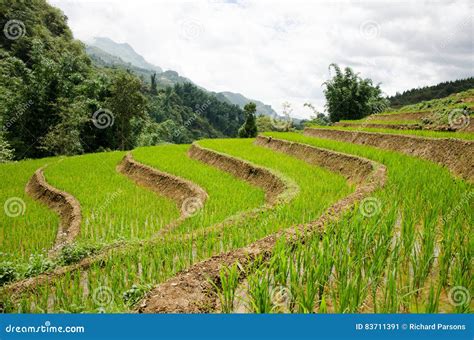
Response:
1,96,472,314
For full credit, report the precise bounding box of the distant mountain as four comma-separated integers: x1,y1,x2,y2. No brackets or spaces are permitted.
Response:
88,37,162,72
85,37,277,116
85,40,193,88
216,91,278,117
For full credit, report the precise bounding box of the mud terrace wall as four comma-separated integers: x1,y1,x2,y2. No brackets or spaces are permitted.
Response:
255,136,374,184
118,152,208,217
335,122,425,130
137,140,387,313
188,143,290,205
305,128,474,182
26,168,82,255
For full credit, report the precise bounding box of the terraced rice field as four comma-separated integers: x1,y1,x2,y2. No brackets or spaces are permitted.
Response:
44,151,179,245
1,128,472,314
329,89,474,138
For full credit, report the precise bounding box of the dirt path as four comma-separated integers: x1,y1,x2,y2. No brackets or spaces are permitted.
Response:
136,139,387,313
305,128,474,182
25,167,82,256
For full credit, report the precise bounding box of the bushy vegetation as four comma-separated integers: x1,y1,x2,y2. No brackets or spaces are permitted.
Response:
238,102,258,138
323,64,389,122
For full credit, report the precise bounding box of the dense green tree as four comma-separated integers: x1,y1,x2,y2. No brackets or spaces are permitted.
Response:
150,72,158,95
238,102,258,138
256,115,273,132
105,70,147,150
323,64,388,122
0,131,14,162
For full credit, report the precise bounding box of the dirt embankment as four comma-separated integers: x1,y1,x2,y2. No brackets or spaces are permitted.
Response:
304,128,474,182
370,111,430,121
136,140,387,313
117,152,208,218
26,168,82,256
336,122,426,130
188,143,290,205
255,136,374,184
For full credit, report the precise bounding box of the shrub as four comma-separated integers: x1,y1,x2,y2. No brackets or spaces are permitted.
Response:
59,243,98,265
25,254,55,277
0,262,18,286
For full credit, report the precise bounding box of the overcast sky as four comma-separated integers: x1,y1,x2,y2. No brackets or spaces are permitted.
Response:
51,0,473,118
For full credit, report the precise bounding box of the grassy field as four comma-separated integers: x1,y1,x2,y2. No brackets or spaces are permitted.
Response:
2,140,351,312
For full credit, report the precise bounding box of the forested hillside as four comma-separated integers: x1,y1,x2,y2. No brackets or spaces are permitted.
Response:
0,0,244,161
388,77,474,108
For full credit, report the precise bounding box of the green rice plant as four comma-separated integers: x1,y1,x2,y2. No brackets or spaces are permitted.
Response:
0,157,59,263
212,263,240,313
247,269,273,313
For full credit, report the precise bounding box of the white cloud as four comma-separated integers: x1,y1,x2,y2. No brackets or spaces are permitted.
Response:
50,0,473,118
